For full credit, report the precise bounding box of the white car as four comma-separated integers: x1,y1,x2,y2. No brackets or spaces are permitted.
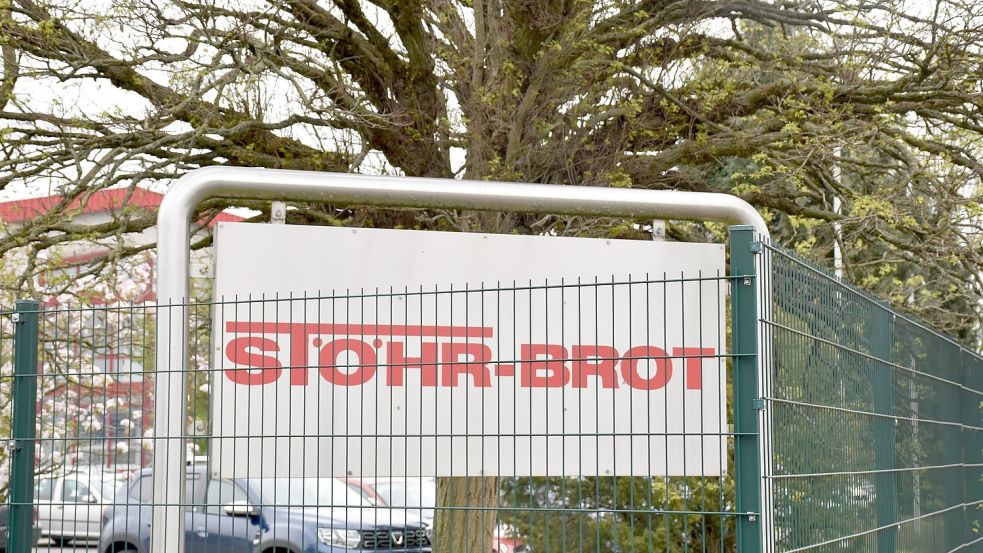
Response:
34,471,126,545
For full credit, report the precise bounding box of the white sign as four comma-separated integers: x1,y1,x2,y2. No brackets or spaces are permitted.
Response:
211,223,726,478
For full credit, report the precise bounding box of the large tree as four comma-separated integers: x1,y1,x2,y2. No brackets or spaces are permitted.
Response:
2,0,982,551
0,1,981,338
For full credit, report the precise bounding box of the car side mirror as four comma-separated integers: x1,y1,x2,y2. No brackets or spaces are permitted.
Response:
222,500,259,518
80,494,98,504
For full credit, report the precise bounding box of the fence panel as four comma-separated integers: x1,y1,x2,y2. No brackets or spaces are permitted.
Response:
761,243,983,553
2,270,745,553
5,233,979,553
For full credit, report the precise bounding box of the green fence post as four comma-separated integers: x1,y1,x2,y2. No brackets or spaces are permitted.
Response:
959,348,971,548
730,225,762,553
9,299,39,553
963,349,983,547
942,345,965,551
870,302,896,553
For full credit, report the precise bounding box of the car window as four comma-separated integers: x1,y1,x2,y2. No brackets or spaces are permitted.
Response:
130,473,204,510
346,483,377,504
99,478,123,500
35,478,53,501
204,480,247,515
249,478,372,508
131,476,154,502
62,480,93,503
374,480,436,508
374,479,436,521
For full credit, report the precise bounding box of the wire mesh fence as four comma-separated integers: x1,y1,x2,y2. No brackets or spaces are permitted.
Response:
0,227,979,553
1,269,746,552
760,243,983,553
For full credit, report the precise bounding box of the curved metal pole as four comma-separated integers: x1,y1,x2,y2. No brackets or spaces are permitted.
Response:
153,166,770,553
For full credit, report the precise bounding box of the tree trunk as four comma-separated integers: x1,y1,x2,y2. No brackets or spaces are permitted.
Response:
433,476,499,553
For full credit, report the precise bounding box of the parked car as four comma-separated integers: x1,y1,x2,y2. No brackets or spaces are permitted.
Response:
0,503,42,552
489,525,529,553
347,478,527,553
35,470,128,545
347,478,435,526
99,465,432,553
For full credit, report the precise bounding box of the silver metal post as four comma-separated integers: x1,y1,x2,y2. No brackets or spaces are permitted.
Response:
153,166,771,553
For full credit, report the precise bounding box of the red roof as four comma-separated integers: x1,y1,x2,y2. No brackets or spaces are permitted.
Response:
0,187,244,226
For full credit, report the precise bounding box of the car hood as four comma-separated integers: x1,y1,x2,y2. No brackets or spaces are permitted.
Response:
273,507,423,529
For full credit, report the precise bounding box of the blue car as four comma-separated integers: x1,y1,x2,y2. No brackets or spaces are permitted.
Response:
98,466,431,553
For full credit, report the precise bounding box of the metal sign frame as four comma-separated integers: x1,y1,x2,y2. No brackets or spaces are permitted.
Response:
153,166,770,553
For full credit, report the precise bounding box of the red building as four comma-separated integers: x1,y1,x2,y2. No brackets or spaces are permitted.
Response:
1,187,243,469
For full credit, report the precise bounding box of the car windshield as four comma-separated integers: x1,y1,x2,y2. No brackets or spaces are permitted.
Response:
249,478,372,509
373,480,436,517
98,478,122,499
71,473,124,501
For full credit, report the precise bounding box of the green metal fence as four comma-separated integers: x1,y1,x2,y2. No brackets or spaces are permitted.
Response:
758,240,983,553
0,226,979,553
1,244,748,552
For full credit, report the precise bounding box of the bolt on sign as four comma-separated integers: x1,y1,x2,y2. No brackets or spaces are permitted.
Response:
211,224,726,479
